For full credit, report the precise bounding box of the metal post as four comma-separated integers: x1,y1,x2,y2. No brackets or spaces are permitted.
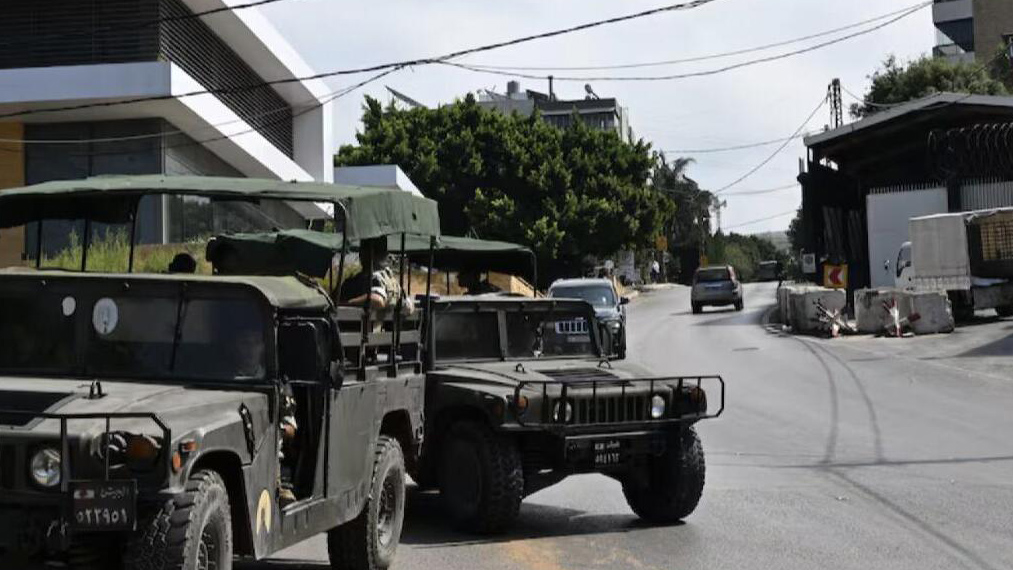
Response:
80,218,92,272
390,233,406,376
35,218,43,269
423,236,435,371
128,201,139,274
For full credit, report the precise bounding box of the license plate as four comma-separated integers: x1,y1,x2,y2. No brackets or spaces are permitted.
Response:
70,480,137,531
593,439,625,467
566,335,591,343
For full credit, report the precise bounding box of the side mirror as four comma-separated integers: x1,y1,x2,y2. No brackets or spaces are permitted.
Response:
278,321,330,382
619,296,630,306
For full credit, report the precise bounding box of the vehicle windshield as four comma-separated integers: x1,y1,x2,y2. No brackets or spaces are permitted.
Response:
433,306,598,361
0,283,267,381
549,284,616,308
695,268,731,283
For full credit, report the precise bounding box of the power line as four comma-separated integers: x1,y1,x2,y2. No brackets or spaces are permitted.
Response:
841,85,907,109
663,133,813,154
0,0,724,122
723,209,797,230
461,2,931,72
0,0,302,49
722,183,799,196
713,95,827,195
440,1,929,82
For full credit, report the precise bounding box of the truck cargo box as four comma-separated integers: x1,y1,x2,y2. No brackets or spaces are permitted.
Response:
910,208,1013,290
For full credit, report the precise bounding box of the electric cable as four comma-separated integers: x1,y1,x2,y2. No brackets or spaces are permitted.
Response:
721,209,798,229
462,2,931,72
662,133,813,154
713,95,827,194
0,0,724,122
440,1,929,82
0,0,303,49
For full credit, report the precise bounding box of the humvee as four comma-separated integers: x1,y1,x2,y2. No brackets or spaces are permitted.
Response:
418,296,724,533
0,176,440,570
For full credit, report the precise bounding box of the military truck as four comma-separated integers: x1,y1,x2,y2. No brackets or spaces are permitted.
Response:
0,175,440,570
418,296,724,533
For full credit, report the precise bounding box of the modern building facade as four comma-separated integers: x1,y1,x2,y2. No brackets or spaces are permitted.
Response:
0,0,334,265
933,0,1013,64
478,81,634,143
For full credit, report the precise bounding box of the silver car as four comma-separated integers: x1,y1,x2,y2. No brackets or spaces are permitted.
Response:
691,266,743,314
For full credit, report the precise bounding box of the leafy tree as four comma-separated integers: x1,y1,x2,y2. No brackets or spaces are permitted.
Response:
850,55,1008,119
336,95,674,283
651,156,712,282
706,231,790,282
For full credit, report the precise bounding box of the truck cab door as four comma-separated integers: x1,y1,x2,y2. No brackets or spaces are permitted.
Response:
896,242,914,290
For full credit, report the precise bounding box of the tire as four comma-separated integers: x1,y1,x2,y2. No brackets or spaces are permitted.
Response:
691,303,702,315
124,469,233,570
329,436,406,570
734,300,743,312
439,421,523,534
622,427,705,524
996,305,1013,318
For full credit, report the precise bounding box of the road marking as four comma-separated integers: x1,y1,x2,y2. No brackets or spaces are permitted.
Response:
500,539,566,570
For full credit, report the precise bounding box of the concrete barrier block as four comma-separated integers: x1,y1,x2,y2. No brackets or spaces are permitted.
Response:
909,291,954,334
855,289,911,334
782,286,846,333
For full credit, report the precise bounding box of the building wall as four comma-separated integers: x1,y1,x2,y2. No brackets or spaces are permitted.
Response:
0,0,293,158
0,123,25,268
22,119,245,257
973,0,1013,59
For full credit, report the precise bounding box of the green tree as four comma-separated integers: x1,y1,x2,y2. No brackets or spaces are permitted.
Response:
336,95,673,283
706,231,790,282
850,55,1009,119
652,156,712,282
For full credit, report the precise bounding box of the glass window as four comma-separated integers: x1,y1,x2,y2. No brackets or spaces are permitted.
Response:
506,311,596,358
549,285,616,308
434,312,500,361
695,268,731,283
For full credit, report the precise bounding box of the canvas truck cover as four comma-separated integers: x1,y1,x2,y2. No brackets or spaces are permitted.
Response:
208,231,535,279
0,175,441,243
910,212,972,290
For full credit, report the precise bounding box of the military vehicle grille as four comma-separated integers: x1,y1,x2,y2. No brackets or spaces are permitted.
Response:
539,369,650,424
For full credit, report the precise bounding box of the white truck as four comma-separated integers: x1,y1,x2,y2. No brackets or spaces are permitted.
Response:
896,208,1013,319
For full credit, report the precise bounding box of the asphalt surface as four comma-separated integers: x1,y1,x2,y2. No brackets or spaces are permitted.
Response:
245,282,1013,570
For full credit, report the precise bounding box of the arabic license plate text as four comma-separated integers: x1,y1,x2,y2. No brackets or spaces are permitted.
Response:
70,480,137,531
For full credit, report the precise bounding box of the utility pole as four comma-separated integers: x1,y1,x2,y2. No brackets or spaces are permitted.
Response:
712,198,727,233
828,78,843,130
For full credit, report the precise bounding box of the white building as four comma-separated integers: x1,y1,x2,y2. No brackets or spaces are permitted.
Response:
0,0,334,265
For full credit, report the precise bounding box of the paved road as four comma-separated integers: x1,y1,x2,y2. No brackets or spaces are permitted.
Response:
247,283,1013,570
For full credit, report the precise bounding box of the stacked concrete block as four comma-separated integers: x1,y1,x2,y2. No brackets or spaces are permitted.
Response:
909,291,954,335
855,289,909,334
853,288,954,335
777,284,846,333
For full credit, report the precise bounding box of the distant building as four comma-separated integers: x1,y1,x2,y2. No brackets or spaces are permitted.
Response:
334,165,424,197
933,0,1013,64
478,81,634,143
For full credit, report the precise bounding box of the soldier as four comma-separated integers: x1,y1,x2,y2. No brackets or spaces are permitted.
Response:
340,238,413,315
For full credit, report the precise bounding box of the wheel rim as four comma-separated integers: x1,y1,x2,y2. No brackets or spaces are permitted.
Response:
377,467,400,547
198,521,222,570
446,441,482,511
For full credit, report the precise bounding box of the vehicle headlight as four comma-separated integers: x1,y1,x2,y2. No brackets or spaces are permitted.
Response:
30,447,61,488
650,395,667,419
606,320,622,332
552,399,573,423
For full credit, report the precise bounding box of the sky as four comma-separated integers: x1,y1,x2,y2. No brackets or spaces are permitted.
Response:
262,0,935,234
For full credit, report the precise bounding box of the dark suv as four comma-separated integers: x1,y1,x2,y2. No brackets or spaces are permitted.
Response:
548,278,629,359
